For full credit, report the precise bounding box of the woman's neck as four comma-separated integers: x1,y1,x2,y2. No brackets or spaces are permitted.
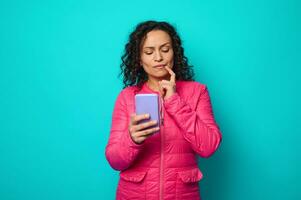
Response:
146,79,160,92
146,76,169,92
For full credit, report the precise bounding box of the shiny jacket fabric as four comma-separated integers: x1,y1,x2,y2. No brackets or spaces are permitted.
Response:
105,81,222,200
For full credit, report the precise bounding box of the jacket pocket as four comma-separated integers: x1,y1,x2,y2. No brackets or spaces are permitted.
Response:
176,168,203,200
120,170,147,182
178,167,203,183
117,170,148,200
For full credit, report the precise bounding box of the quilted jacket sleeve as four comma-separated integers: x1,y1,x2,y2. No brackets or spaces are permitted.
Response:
105,90,144,171
163,83,222,158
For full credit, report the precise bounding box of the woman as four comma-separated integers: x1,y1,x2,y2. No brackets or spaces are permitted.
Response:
105,20,222,200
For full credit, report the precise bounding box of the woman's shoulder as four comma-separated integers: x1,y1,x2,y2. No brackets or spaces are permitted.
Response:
113,85,138,106
176,80,207,92
118,85,140,98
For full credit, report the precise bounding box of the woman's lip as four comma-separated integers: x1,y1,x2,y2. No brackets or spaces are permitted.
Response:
154,64,166,68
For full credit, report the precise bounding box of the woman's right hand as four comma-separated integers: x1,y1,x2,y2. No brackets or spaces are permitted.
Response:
129,113,160,144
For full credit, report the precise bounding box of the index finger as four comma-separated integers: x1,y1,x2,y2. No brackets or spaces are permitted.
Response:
164,65,176,83
131,113,150,125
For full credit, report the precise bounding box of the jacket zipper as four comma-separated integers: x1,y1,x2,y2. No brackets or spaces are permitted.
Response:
159,96,164,200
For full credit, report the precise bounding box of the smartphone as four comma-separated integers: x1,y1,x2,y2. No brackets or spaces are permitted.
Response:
135,94,160,130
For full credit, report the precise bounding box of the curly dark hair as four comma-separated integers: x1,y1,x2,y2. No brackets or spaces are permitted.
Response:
119,20,195,89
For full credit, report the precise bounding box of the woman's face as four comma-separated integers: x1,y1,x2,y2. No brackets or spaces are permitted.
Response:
140,30,174,81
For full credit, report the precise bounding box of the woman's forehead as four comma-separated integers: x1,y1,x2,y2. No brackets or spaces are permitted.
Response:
142,30,172,48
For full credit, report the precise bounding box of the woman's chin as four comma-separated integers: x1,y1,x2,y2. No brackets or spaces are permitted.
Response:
149,72,170,80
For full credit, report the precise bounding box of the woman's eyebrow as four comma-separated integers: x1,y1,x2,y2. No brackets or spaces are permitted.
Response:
143,42,171,49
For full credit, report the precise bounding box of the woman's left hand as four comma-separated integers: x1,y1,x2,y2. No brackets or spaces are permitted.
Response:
159,66,176,100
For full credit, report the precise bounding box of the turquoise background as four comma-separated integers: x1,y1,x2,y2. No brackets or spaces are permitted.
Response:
1,0,300,199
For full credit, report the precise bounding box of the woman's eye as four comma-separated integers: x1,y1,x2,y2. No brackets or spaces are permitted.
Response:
144,52,153,55
162,48,170,52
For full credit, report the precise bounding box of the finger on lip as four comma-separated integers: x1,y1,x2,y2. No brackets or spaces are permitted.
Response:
164,65,173,72
164,65,172,70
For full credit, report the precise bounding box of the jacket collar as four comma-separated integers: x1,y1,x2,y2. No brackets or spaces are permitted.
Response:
141,82,160,94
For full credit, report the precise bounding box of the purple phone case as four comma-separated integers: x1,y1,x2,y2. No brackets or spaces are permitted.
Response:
135,94,160,129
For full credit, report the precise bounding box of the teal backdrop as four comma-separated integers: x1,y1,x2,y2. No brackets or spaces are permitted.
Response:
1,0,300,199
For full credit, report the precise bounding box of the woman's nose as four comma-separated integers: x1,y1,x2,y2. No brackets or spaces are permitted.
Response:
154,51,163,62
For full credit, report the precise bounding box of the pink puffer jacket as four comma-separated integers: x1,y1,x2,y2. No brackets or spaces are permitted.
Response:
105,81,222,200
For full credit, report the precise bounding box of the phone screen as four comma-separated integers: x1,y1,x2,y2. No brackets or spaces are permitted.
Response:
135,94,160,129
